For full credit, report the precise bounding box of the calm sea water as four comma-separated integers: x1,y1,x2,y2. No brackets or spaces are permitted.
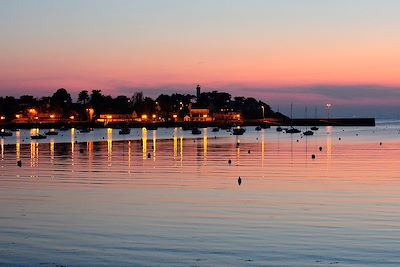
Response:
1,121,400,266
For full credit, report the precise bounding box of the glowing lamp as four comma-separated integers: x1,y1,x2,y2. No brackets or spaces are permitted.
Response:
152,114,157,119
50,114,55,119
15,114,21,119
69,116,75,120
0,116,5,120
141,114,148,120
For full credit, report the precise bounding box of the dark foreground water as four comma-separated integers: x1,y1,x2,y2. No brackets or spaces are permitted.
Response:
1,122,400,266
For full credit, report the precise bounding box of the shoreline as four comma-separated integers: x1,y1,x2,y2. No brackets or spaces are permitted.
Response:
0,117,375,129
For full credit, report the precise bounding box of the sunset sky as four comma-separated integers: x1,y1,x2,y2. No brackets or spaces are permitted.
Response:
1,0,400,117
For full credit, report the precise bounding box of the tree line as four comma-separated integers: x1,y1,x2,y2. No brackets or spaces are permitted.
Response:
0,88,285,121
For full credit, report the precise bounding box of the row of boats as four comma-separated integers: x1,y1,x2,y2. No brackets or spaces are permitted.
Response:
190,126,246,135
276,126,319,135
1,124,319,139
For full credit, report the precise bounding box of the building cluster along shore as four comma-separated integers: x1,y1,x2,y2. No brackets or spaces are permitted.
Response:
0,85,374,130
0,85,285,127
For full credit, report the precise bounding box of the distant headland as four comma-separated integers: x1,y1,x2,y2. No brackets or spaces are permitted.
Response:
0,85,374,128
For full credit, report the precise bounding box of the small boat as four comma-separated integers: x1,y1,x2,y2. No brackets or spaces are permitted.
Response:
79,127,93,133
285,127,301,134
0,131,13,137
303,130,314,136
31,134,47,140
191,128,202,135
260,124,271,129
233,127,246,135
276,126,283,132
119,127,131,135
311,126,319,131
212,127,220,132
45,130,59,136
255,126,262,131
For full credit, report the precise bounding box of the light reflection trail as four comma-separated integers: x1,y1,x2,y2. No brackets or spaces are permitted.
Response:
152,130,156,161
142,127,147,160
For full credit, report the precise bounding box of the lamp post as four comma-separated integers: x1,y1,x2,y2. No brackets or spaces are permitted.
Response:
326,104,332,118
261,106,265,119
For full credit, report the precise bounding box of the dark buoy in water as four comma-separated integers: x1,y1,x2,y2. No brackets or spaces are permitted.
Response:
102,137,105,139
236,142,240,147
339,137,341,140
311,154,316,159
17,160,22,167
356,134,359,136
228,159,232,165
147,152,151,158
319,146,322,151
80,148,84,153
380,142,382,146
248,149,251,154
238,177,242,186
296,139,299,142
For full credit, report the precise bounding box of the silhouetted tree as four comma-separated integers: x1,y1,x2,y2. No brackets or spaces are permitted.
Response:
90,90,105,113
78,90,89,105
51,88,72,117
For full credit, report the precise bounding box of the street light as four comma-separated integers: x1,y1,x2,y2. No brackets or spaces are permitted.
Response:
261,106,265,119
326,103,332,118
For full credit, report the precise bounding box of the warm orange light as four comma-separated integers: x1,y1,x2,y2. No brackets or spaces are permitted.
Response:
34,116,39,120
50,114,55,119
236,114,241,118
69,116,75,120
141,114,148,120
0,116,5,120
152,114,157,119
15,114,21,119
203,114,208,118
172,114,178,118
28,108,36,113
106,115,112,119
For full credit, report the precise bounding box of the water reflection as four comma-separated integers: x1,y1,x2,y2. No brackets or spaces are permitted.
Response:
87,141,94,167
71,128,75,166
326,126,333,164
15,131,21,160
152,130,156,161
1,138,4,160
173,128,178,160
203,128,208,161
107,128,112,165
50,140,55,162
261,130,265,167
30,142,39,167
236,137,240,165
180,134,183,164
2,127,400,267
142,127,147,160
128,141,131,173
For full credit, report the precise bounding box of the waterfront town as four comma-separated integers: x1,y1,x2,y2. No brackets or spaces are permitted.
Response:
0,85,286,128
